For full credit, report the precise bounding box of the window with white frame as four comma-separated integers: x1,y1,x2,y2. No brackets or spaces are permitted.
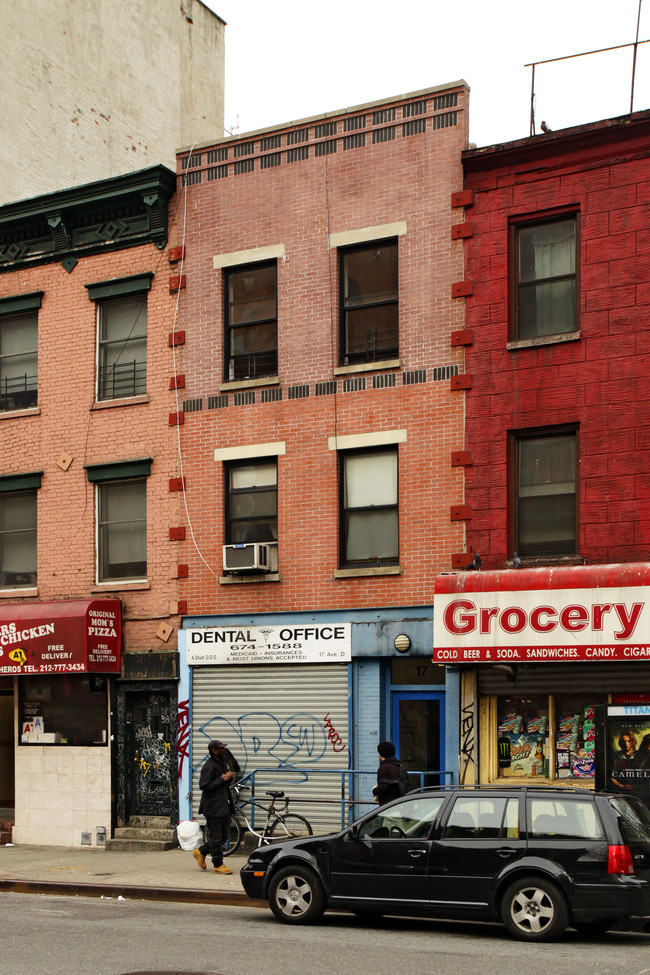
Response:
0,292,41,412
340,447,398,567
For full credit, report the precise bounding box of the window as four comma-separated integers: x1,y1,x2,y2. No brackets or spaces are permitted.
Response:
528,798,604,840
0,292,41,411
357,795,446,839
444,796,519,839
19,675,107,746
225,262,277,381
340,448,398,567
86,274,152,401
513,215,577,340
512,429,577,558
0,490,37,588
226,460,277,544
86,459,150,583
340,240,398,365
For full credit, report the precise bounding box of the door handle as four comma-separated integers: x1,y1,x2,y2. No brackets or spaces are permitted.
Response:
409,849,426,858
497,847,517,858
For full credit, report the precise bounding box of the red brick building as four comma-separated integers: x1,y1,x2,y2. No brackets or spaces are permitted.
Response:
435,112,650,790
172,84,471,820
0,167,184,844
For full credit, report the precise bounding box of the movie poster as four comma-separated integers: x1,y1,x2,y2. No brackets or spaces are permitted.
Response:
606,706,650,800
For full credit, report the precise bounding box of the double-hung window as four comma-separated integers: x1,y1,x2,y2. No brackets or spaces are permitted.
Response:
225,262,277,381
226,460,278,544
512,215,577,340
340,447,398,567
86,274,152,401
512,428,577,558
0,292,41,411
340,240,398,365
0,473,41,589
86,459,151,583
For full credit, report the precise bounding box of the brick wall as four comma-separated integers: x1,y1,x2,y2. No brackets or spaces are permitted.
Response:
172,85,471,613
462,112,650,568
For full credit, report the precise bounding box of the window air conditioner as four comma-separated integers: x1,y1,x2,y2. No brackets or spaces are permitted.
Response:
223,542,271,573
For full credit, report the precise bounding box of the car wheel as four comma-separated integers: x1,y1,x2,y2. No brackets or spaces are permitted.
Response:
501,875,569,942
268,864,326,924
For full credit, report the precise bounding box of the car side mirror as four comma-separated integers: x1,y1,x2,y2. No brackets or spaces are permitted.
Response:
347,824,360,841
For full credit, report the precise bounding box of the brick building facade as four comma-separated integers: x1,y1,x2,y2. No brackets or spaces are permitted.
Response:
0,167,184,845
435,112,650,792
172,84,471,822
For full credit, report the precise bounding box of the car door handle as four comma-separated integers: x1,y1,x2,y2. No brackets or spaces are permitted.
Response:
497,847,517,858
409,849,426,858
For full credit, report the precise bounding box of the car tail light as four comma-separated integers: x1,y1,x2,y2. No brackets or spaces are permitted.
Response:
608,844,635,875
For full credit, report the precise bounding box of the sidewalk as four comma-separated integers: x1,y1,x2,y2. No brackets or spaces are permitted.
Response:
0,843,262,906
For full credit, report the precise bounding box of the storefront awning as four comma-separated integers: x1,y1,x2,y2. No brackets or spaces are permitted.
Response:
434,563,650,664
0,599,121,675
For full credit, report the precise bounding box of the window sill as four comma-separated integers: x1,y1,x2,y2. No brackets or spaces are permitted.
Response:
334,566,401,578
334,359,400,376
0,587,38,598
219,572,281,585
219,377,280,392
505,555,583,569
506,331,580,351
0,407,40,420
91,580,150,592
92,395,150,410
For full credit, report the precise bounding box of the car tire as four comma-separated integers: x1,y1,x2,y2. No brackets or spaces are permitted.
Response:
268,863,326,924
501,874,569,942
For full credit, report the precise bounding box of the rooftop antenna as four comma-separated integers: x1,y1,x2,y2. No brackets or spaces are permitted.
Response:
526,0,649,135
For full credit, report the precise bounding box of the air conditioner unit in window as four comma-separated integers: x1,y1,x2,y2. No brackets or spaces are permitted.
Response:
223,543,271,573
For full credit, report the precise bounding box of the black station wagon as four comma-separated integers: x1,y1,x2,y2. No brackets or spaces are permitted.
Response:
240,786,650,941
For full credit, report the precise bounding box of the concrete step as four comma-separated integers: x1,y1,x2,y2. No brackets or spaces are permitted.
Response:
127,815,172,829
105,836,178,852
114,826,177,841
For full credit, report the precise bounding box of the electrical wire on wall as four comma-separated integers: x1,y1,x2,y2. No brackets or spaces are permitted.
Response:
323,150,340,449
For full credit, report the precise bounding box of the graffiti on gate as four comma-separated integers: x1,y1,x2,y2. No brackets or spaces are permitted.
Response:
460,700,475,785
177,698,190,779
197,710,348,782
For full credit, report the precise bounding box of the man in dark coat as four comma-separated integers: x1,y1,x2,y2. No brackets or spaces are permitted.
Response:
372,740,401,806
193,740,234,874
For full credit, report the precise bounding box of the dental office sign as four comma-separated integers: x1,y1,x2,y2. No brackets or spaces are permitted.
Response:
186,623,352,666
434,564,650,663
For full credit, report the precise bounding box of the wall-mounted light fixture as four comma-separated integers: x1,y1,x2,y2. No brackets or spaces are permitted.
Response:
394,634,411,653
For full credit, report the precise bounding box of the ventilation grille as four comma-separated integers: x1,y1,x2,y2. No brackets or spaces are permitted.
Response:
316,381,337,396
403,100,427,117
433,92,458,110
432,365,459,381
234,141,255,157
287,146,309,163
260,135,281,151
207,165,228,181
372,108,396,124
181,171,202,186
207,147,228,163
403,369,426,385
343,133,366,151
403,119,426,137
234,391,255,406
315,140,337,157
261,153,282,169
372,373,396,389
287,128,309,145
315,121,337,138
182,398,203,413
261,387,283,403
344,115,366,131
288,384,310,399
372,126,396,144
234,159,255,175
343,377,366,392
433,111,458,129
181,153,202,169
208,395,228,410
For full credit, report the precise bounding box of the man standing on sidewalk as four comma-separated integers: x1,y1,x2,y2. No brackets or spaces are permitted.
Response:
193,740,234,875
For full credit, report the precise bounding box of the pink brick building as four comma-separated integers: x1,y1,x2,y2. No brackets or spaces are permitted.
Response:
172,85,471,820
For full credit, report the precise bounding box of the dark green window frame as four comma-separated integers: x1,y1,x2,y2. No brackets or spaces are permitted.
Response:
86,274,153,402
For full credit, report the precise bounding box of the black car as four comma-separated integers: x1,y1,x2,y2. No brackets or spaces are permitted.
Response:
240,785,650,941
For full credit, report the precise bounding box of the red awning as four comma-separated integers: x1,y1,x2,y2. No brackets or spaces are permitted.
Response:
0,599,121,675
434,563,650,663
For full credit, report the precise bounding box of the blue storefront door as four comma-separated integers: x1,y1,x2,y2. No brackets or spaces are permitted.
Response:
392,692,445,786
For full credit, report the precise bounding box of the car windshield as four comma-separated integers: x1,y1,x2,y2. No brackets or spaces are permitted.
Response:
609,795,650,847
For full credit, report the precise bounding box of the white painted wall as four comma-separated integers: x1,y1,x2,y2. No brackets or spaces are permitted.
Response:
0,0,225,204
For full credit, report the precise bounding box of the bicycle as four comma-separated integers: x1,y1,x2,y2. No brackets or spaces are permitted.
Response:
223,781,313,856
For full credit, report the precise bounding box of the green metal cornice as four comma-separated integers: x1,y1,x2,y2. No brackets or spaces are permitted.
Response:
0,166,176,272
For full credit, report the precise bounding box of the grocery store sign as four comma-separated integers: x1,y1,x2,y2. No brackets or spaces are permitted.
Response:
434,565,650,663
185,623,352,666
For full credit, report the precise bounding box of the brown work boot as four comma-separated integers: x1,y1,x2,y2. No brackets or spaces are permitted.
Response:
192,848,207,870
213,864,233,875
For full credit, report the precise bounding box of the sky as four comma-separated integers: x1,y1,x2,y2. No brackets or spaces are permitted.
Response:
202,0,650,148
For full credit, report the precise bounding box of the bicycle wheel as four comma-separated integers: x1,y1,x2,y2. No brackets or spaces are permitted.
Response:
268,813,313,840
223,815,243,856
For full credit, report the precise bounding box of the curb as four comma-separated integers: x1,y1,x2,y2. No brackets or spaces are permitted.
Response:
0,878,266,907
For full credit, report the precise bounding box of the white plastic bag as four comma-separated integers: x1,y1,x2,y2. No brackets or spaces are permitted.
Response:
176,820,203,851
